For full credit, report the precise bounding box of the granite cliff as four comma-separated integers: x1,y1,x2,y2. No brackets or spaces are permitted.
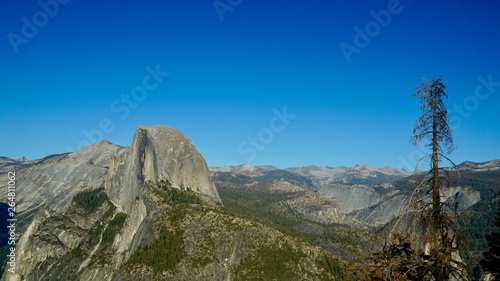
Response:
0,125,224,281
105,125,220,215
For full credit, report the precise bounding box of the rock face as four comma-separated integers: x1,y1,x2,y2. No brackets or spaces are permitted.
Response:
0,141,123,214
105,125,221,213
0,125,222,281
318,184,382,214
268,182,367,228
318,181,481,228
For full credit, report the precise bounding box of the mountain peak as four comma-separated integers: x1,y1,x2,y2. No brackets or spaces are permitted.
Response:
106,125,221,213
354,163,373,171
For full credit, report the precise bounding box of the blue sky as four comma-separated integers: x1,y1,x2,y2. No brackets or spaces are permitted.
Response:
1,0,499,170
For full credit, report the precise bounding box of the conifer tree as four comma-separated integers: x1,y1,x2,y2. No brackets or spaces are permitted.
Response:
481,197,500,279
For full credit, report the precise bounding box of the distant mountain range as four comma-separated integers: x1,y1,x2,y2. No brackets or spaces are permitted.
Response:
210,160,500,227
211,160,500,189
210,159,500,273
211,163,413,191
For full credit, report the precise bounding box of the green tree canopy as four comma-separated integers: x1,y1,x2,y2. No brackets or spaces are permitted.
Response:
481,196,500,279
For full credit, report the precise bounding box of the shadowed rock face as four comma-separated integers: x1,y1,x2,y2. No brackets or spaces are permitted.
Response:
105,125,221,213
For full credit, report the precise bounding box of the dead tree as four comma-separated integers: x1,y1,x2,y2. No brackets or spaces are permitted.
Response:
411,76,457,280
361,77,467,281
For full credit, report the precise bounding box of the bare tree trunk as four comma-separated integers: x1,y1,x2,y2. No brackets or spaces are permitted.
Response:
432,104,445,281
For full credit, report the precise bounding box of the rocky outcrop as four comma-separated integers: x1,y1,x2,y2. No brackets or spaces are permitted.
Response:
318,184,381,214
118,198,349,281
105,125,221,214
268,182,367,228
1,125,222,281
318,182,481,228
0,141,123,214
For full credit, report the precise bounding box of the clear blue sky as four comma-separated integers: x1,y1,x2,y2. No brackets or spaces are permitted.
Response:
1,0,499,170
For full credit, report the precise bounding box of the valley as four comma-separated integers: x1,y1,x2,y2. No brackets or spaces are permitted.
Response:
0,126,498,280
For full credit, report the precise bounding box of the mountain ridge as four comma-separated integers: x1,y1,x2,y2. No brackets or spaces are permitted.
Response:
211,162,413,190
0,125,226,281
210,160,499,228
210,159,500,185
1,130,499,280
